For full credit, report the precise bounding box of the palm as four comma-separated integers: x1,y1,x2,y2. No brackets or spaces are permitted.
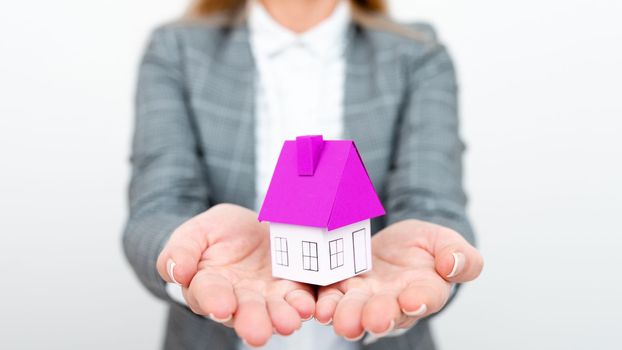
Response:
195,205,273,284
356,226,450,294
160,204,315,347
315,221,456,338
359,244,447,301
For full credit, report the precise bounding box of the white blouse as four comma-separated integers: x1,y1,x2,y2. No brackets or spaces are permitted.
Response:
248,2,357,350
250,0,348,211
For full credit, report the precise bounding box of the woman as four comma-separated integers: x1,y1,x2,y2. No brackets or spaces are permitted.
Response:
123,0,483,349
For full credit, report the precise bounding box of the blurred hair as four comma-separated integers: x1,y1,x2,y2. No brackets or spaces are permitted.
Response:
187,0,387,17
184,0,428,45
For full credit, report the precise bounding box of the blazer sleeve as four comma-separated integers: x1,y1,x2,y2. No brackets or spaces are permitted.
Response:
123,26,209,300
385,29,476,247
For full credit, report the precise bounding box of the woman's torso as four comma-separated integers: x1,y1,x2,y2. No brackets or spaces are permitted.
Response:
172,18,436,215
158,10,440,349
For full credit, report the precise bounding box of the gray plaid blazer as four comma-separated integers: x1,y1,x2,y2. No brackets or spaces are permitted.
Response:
123,7,475,350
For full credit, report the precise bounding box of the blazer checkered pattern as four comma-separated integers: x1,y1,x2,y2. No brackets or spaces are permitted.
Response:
123,7,475,350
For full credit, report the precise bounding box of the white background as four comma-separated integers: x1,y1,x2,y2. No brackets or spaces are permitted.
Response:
1,0,621,349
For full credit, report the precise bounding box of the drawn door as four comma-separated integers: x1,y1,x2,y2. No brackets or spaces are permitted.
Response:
352,228,368,274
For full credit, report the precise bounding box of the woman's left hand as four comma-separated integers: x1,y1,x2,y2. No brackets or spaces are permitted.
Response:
314,219,483,340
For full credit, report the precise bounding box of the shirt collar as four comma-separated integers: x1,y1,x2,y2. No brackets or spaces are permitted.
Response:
249,0,350,60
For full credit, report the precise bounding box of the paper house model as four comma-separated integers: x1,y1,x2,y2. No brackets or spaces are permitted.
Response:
258,135,385,286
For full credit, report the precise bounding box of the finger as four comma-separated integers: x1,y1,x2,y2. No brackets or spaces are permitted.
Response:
398,276,451,319
233,287,273,347
156,218,209,286
181,287,201,315
362,293,400,336
267,295,301,335
315,286,344,325
266,280,314,328
434,228,484,283
188,270,236,322
332,288,371,341
284,289,315,321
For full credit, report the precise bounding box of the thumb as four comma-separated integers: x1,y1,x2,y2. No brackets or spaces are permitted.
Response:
433,228,483,283
156,216,209,287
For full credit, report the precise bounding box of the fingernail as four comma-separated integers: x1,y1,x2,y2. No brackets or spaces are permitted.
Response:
317,317,332,326
368,319,395,338
344,331,366,342
208,313,232,323
167,259,180,285
303,315,313,322
447,252,465,278
402,304,427,317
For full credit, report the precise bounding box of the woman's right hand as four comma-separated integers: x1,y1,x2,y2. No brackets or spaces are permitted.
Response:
156,204,315,347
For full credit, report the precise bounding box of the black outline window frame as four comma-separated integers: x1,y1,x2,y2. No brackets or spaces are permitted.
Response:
274,236,289,267
329,238,344,270
301,241,319,272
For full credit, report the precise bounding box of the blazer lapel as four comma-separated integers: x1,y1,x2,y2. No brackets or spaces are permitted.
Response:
221,24,257,210
191,19,257,209
343,22,391,190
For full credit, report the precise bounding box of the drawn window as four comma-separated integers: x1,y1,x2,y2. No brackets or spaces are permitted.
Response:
274,237,289,266
302,241,318,271
329,238,344,270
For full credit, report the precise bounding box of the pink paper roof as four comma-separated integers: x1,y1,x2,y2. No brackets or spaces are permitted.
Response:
258,137,385,231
